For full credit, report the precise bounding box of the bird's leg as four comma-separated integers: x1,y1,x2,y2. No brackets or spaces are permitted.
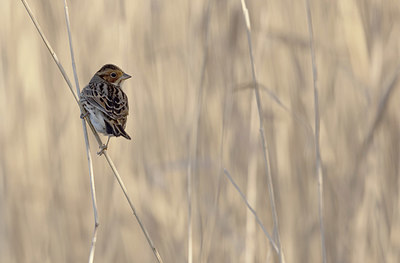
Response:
97,136,111,155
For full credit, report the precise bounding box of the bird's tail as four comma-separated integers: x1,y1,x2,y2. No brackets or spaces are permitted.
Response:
104,120,131,140
116,125,131,140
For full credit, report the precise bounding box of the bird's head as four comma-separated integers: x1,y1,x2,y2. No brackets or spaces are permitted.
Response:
96,64,131,86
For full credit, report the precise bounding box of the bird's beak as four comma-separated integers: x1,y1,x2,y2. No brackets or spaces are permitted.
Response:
122,73,132,80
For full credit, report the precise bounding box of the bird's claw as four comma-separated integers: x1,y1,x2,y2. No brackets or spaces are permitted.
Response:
80,112,89,119
97,144,108,156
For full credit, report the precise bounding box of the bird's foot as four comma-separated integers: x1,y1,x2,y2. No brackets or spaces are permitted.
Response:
97,144,108,156
80,111,89,119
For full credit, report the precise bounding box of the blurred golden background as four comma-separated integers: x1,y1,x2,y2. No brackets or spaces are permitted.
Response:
1,0,400,262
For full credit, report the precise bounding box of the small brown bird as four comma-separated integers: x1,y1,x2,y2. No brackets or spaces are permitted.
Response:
80,64,132,154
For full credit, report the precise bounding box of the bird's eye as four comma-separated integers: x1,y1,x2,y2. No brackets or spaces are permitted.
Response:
110,72,117,78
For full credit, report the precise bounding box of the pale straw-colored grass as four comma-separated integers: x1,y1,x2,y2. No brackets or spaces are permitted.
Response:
2,0,400,262
21,0,163,262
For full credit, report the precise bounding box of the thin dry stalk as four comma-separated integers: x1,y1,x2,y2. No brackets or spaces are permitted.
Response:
234,83,291,114
239,0,284,261
21,1,163,262
186,2,211,263
236,82,314,148
353,64,400,176
201,77,233,263
223,169,278,253
305,1,326,262
62,1,98,262
245,94,258,263
103,152,164,263
20,0,78,104
88,226,98,263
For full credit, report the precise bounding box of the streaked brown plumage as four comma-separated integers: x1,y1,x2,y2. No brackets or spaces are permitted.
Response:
80,64,132,153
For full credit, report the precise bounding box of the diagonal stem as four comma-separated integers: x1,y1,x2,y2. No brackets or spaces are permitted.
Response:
103,152,164,263
20,0,78,103
353,64,400,176
305,1,326,262
21,1,163,262
223,169,278,253
239,0,284,262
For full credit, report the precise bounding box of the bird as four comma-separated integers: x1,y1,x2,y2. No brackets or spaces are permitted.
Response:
80,64,132,155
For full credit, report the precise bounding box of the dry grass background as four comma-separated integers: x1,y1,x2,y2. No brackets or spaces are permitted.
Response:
1,0,400,262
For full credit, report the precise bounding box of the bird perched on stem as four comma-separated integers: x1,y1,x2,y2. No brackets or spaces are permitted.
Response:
80,64,132,155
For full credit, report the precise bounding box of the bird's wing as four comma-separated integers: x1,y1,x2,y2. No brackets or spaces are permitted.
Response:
80,81,129,120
